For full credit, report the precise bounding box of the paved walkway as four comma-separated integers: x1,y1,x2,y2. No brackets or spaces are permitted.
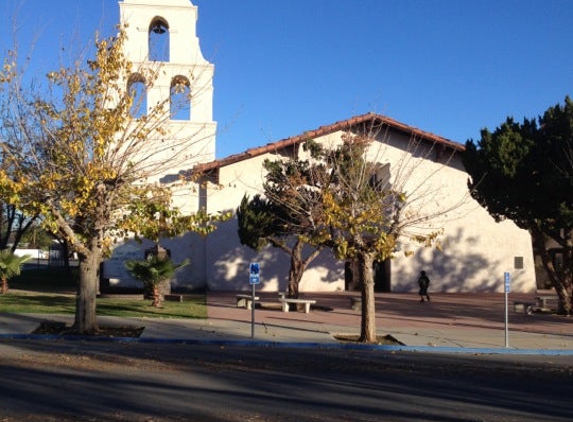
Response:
1,291,572,353
204,291,573,351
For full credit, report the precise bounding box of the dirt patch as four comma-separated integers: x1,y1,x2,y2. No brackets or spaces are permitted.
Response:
334,333,404,345
32,321,144,338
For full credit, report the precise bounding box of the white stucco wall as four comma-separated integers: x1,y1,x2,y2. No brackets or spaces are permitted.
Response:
198,128,536,293
378,132,535,293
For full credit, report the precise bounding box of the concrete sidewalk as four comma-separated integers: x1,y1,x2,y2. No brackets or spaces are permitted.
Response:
203,291,573,351
1,292,572,353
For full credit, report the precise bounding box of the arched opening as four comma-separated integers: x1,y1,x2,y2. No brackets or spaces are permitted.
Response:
373,259,391,292
127,73,147,118
149,17,169,62
345,259,391,292
170,76,191,120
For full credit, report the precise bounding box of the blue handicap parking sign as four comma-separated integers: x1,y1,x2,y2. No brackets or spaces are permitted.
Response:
250,262,260,276
249,262,260,284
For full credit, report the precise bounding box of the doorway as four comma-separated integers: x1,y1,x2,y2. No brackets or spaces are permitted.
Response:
344,259,391,292
374,259,391,292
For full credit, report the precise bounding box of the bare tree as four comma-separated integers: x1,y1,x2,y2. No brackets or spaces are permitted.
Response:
256,117,467,342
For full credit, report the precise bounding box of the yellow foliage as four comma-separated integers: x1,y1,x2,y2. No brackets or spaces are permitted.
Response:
0,24,225,264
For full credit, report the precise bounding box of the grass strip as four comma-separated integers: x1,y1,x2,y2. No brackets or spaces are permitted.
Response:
0,291,207,319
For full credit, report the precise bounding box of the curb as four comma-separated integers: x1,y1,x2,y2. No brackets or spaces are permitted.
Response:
2,333,573,355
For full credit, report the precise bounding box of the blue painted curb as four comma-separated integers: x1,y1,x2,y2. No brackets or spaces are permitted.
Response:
1,333,572,355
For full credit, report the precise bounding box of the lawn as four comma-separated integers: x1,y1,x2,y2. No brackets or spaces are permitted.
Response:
0,267,207,319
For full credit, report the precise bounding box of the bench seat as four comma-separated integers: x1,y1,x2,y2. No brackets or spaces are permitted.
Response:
236,294,259,310
535,295,559,309
513,301,536,315
278,298,316,313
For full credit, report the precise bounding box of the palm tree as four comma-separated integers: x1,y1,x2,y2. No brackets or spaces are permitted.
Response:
125,255,189,307
0,249,33,294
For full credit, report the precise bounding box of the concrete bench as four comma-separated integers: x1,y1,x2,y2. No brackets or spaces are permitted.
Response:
513,301,536,315
349,296,362,311
278,298,316,313
536,295,559,309
236,294,259,310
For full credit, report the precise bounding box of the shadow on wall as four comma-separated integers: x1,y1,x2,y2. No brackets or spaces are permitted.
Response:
411,226,533,293
210,242,284,291
102,241,145,289
305,248,345,291
154,232,208,290
394,228,502,293
206,217,343,292
103,232,211,292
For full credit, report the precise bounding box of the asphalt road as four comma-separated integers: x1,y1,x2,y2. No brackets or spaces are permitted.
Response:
1,339,572,421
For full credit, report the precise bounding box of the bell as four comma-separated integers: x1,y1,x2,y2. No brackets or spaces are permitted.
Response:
151,22,166,34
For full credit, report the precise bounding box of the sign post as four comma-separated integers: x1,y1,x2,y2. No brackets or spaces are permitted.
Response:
249,262,260,338
504,271,510,348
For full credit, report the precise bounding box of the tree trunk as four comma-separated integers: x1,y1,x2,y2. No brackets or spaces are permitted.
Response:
533,227,572,315
151,284,162,308
0,276,7,294
287,263,302,298
144,278,171,300
559,242,573,316
564,237,573,315
358,252,377,343
285,239,322,303
62,239,71,270
287,241,305,298
74,250,101,334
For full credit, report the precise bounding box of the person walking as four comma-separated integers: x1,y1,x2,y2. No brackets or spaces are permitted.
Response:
418,270,431,302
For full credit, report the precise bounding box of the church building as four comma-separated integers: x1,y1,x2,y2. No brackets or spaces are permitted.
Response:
103,0,537,294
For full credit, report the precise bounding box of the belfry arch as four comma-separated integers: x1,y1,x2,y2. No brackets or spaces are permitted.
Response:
170,75,191,120
119,0,216,165
148,16,170,61
104,1,217,290
127,72,147,118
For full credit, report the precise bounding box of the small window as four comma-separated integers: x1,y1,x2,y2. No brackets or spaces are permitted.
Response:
149,18,169,62
514,256,524,270
170,76,191,120
128,74,147,118
369,163,391,191
554,252,563,270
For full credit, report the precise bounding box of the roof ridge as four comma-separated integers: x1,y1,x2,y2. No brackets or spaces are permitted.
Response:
193,113,464,173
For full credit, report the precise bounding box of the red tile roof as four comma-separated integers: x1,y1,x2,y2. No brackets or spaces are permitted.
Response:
193,112,464,174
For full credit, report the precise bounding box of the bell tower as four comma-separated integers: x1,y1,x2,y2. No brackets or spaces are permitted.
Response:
119,0,216,166
103,0,215,291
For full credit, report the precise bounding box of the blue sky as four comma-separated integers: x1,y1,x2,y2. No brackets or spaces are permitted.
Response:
2,0,572,159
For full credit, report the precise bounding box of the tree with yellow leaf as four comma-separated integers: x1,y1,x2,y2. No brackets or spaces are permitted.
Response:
0,27,227,334
316,135,408,342
276,127,457,343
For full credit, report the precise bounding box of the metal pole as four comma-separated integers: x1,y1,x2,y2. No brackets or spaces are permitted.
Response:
251,282,256,338
504,271,510,348
504,290,509,347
